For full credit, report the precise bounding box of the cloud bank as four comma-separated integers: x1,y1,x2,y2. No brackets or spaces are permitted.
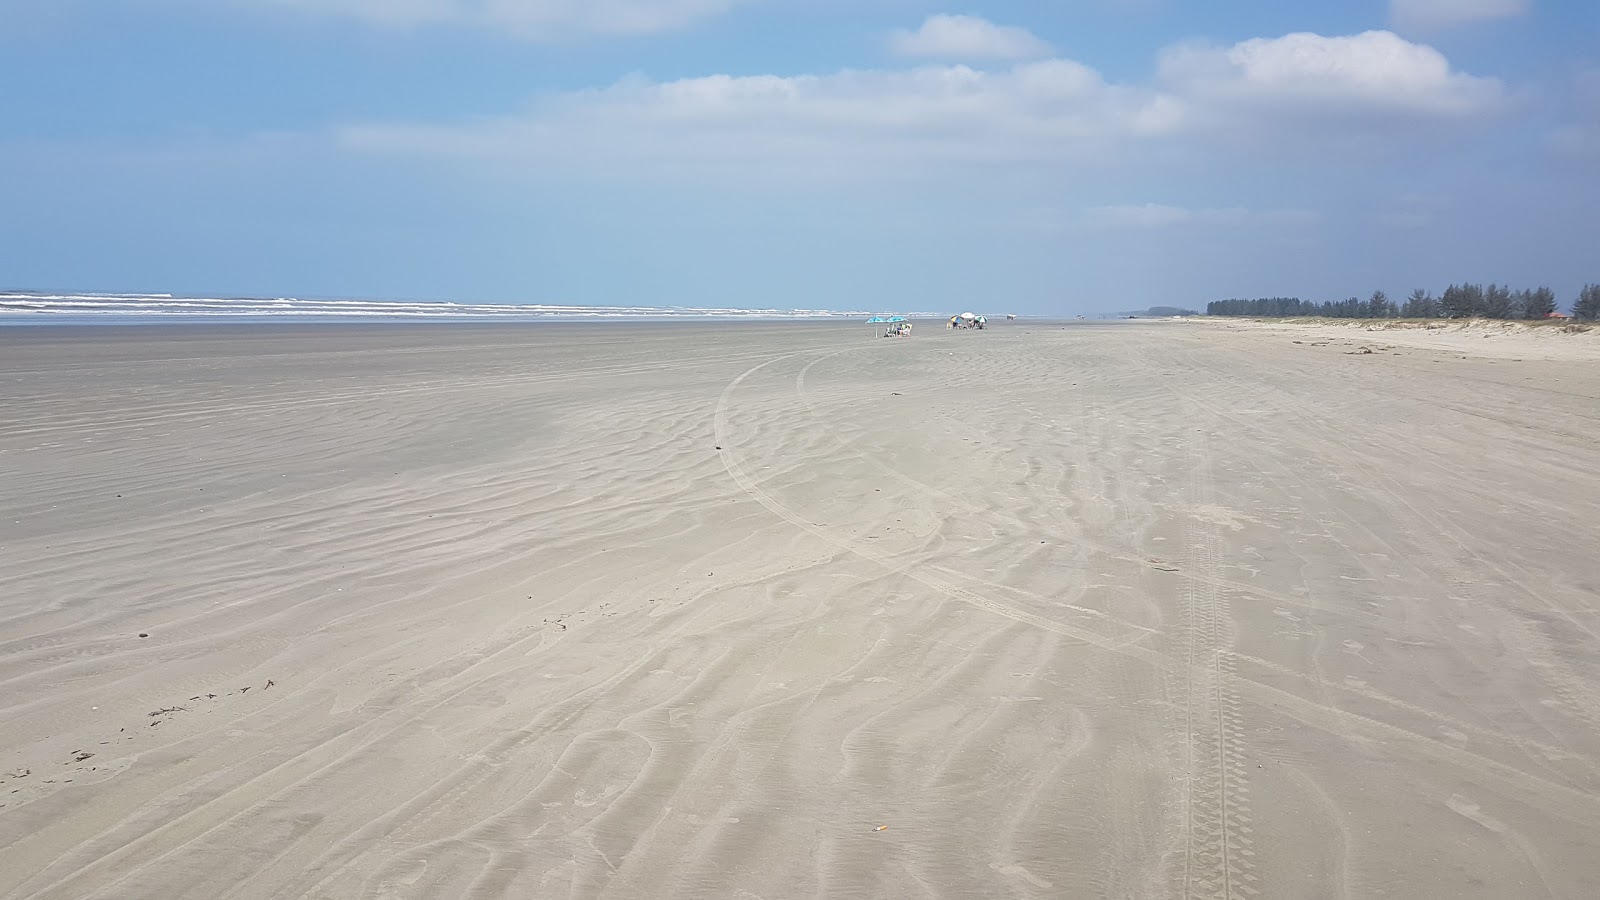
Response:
889,14,1053,61
1159,30,1504,118
337,30,1503,176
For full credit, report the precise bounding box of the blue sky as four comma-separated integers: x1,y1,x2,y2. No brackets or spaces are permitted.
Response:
3,0,1596,314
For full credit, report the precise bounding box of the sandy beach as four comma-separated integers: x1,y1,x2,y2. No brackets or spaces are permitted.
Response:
3,319,1599,899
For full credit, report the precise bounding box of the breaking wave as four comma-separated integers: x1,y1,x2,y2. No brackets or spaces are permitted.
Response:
0,292,918,323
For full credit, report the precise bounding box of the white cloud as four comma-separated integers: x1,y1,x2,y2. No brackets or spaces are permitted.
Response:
1389,0,1530,30
889,14,1053,61
336,31,1501,179
340,61,1181,174
1089,204,1320,228
1158,30,1504,119
232,0,743,38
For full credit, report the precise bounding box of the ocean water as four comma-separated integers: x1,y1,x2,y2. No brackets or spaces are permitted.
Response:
0,292,913,325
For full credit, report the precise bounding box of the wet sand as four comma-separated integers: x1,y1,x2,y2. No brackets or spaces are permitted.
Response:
2,320,1599,899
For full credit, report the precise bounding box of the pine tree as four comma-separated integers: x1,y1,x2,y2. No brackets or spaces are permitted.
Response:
1403,288,1439,318
1483,284,1514,319
1522,287,1557,320
1574,284,1600,321
1440,284,1473,318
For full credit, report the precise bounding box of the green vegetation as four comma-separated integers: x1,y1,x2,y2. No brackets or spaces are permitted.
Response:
1207,284,1589,320
1575,284,1600,321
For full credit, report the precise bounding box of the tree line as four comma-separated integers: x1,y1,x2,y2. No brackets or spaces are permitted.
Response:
1206,284,1600,321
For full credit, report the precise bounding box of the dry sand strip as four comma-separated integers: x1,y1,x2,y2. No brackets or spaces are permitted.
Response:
2,319,1599,899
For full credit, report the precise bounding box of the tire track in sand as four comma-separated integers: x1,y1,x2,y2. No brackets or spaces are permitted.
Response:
792,351,1408,637
715,351,1167,657
1172,409,1257,899
1170,345,1600,757
717,345,1600,891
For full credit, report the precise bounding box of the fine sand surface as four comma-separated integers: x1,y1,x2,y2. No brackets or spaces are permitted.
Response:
1187,316,1600,362
2,320,1599,899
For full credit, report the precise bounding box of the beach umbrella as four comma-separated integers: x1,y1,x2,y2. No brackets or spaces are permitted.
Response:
872,314,910,335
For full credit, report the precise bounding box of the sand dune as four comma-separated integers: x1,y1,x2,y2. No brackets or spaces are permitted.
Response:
1190,315,1600,361
2,320,1599,898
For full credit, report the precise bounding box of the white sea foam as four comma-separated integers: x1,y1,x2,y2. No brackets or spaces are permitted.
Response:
0,292,933,322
